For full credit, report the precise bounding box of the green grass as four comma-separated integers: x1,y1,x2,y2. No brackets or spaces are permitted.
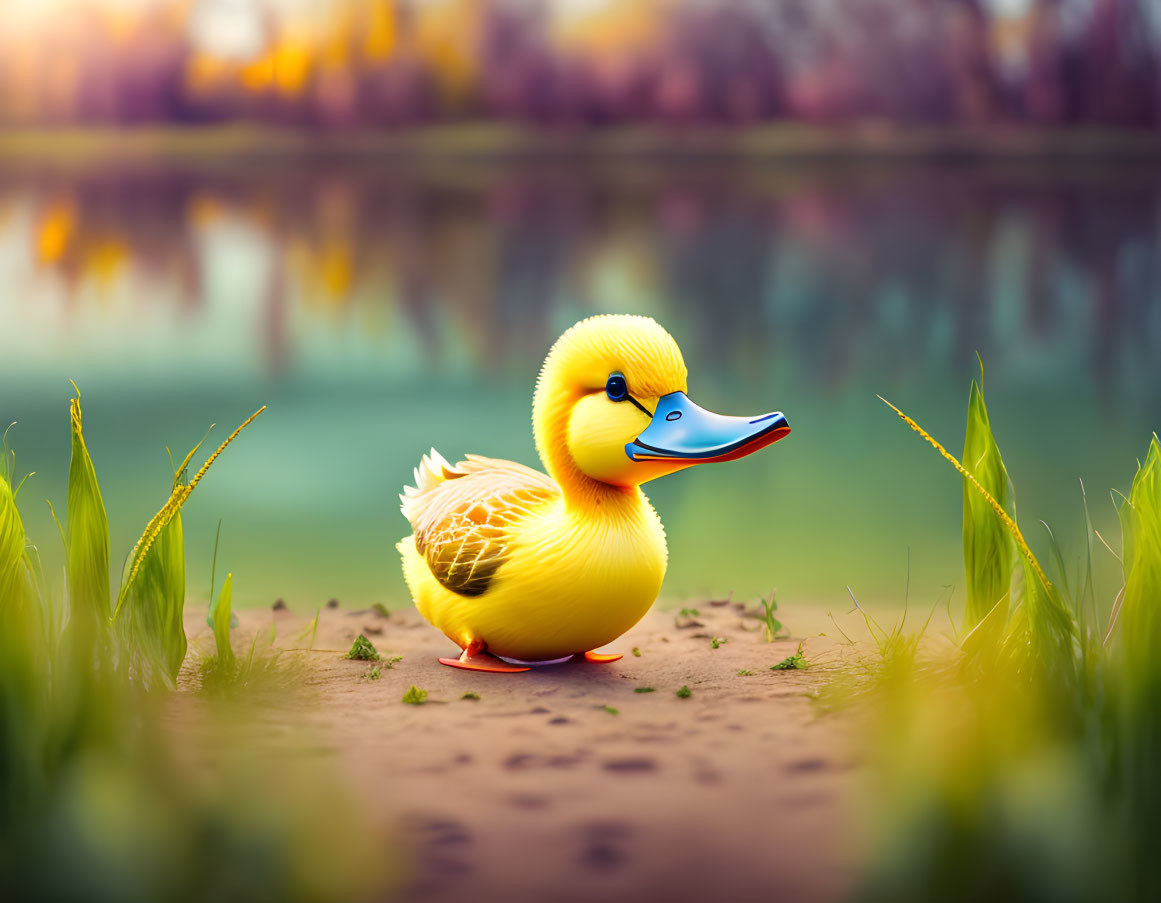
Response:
710,636,728,649
401,685,428,705
756,590,785,642
0,391,390,901
206,571,237,669
200,528,288,695
960,369,1016,633
676,685,692,699
346,634,381,661
601,705,619,715
461,691,480,700
297,606,320,649
770,642,807,671
850,378,1161,901
634,687,656,694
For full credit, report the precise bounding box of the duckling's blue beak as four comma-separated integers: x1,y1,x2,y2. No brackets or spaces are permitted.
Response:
625,392,790,464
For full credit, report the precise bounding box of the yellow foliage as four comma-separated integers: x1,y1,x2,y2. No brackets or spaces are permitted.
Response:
37,200,76,264
272,40,314,97
364,0,398,61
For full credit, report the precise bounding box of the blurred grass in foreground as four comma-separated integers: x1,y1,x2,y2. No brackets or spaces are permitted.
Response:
842,376,1161,901
0,394,390,902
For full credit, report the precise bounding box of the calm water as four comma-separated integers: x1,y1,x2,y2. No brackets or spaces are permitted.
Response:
1,158,1158,613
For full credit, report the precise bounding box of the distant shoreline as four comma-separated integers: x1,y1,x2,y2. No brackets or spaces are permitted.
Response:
1,122,1159,163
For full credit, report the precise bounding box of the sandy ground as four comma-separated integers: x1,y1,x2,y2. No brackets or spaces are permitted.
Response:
182,599,864,903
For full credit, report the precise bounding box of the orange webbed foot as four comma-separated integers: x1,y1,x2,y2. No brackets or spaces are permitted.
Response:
582,651,623,664
438,646,530,673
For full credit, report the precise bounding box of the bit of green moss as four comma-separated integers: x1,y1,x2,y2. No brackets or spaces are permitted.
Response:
631,646,642,657
680,607,700,617
461,691,480,700
346,634,381,661
602,704,619,715
771,642,807,671
634,687,655,694
370,603,391,618
364,665,381,680
401,685,428,705
710,636,728,649
757,590,785,643
737,669,754,676
383,655,403,668
676,685,692,699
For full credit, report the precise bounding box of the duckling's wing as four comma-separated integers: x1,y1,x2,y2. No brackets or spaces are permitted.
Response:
401,451,559,597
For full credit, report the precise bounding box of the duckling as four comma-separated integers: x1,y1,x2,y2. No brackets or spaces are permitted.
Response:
398,314,789,672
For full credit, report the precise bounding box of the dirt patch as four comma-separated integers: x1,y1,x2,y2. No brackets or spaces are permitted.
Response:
182,601,863,903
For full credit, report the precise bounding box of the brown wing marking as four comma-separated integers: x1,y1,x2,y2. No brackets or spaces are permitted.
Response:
407,456,558,597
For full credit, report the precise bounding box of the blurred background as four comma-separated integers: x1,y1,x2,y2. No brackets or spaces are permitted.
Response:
1,0,1158,613
1,0,1159,129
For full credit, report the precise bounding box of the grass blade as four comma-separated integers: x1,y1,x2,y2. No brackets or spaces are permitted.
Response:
878,394,1050,595
209,571,236,672
0,473,30,605
65,390,110,621
960,378,1016,632
113,405,265,619
879,393,1074,668
118,513,187,686
1117,435,1161,666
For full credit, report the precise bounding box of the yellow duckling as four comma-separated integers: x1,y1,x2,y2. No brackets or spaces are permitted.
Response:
398,314,790,672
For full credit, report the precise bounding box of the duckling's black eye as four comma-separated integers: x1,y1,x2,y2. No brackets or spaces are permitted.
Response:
605,373,629,401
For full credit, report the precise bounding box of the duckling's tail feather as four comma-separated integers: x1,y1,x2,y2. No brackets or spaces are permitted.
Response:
400,448,455,523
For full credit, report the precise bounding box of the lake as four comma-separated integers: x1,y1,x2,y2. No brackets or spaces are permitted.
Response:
1,156,1157,615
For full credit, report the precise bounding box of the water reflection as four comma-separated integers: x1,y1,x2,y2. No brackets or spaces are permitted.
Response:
1,160,1158,611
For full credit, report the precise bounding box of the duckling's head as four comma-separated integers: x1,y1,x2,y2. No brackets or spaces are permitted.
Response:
533,314,789,494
